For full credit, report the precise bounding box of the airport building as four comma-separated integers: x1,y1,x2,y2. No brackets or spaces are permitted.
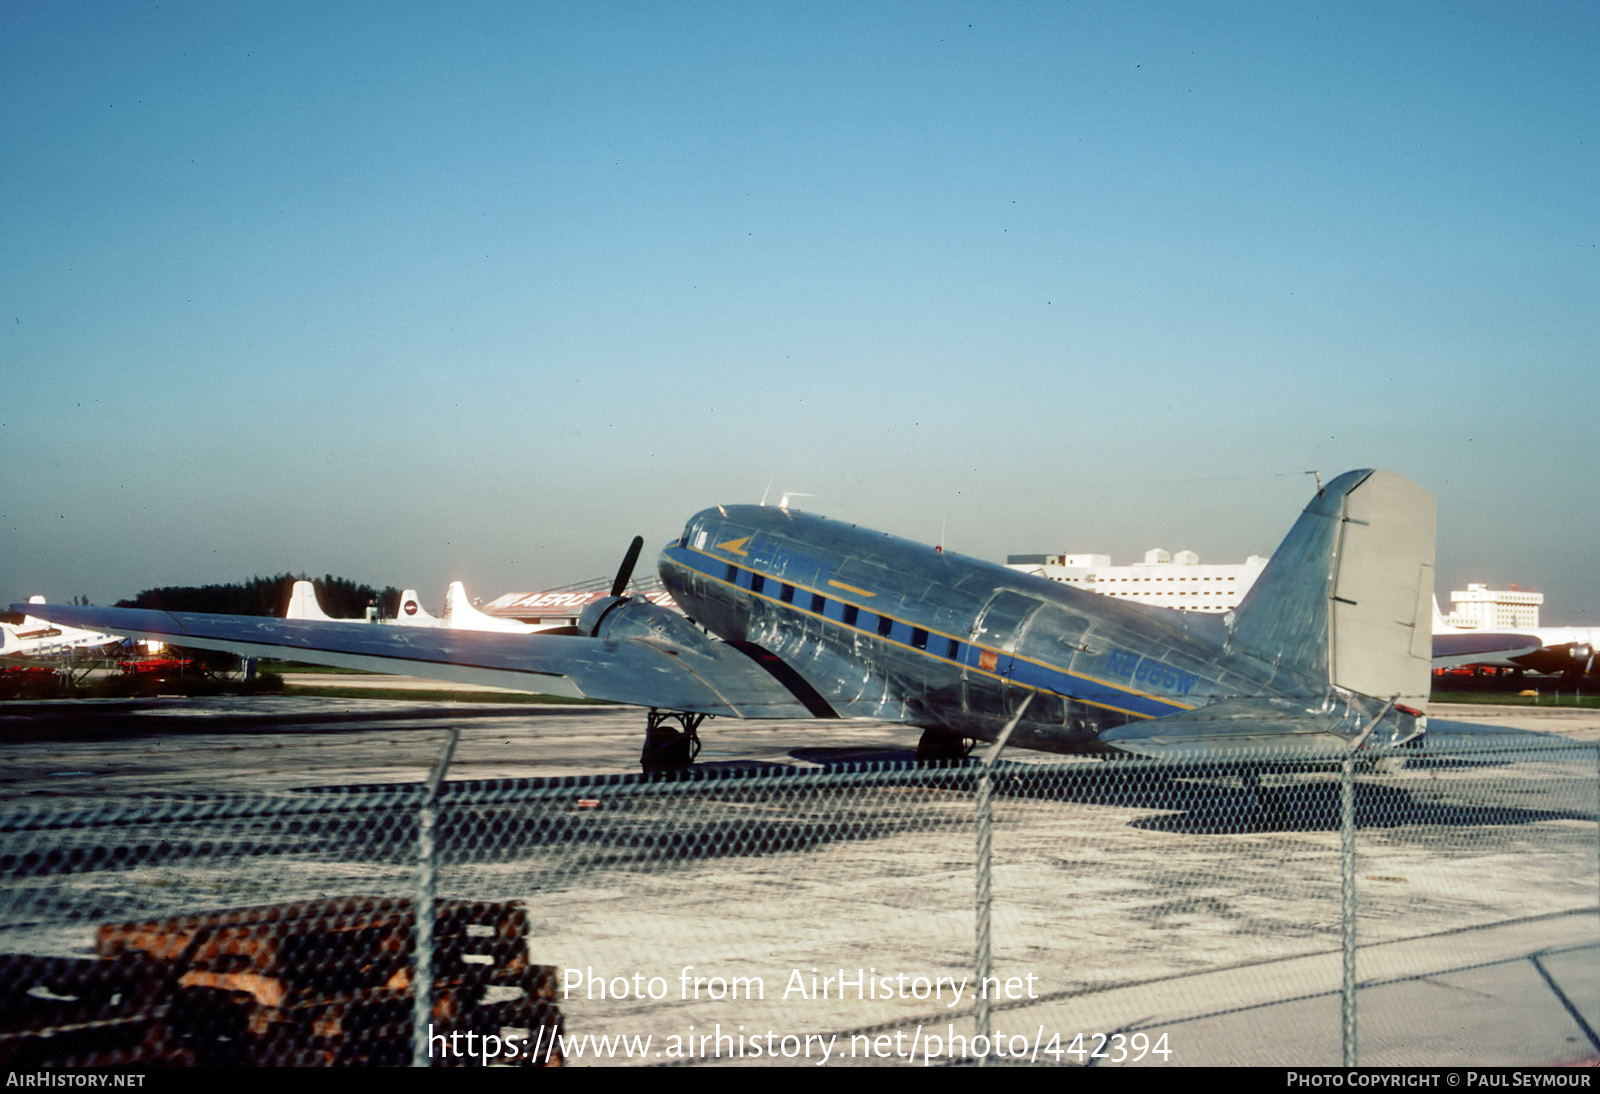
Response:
1005,549,1270,613
1440,584,1543,630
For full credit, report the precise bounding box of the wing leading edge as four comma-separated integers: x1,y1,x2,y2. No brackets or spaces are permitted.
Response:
13,603,816,719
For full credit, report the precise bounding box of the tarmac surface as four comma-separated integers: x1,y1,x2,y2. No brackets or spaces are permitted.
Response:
1,686,1596,1068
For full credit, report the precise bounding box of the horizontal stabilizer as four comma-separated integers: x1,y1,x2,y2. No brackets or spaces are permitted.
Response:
1099,698,1423,760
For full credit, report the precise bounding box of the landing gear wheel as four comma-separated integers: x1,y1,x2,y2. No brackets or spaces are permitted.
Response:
641,709,706,775
916,729,975,765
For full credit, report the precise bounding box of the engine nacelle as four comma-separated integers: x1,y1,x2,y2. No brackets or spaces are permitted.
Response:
577,596,718,655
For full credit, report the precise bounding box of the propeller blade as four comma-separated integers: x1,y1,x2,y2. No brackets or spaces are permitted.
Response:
610,536,645,598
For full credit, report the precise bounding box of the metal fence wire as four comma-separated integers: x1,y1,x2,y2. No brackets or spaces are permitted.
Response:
0,736,1595,1067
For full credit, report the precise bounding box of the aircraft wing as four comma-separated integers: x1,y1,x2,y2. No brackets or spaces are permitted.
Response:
13,603,817,719
1431,631,1542,669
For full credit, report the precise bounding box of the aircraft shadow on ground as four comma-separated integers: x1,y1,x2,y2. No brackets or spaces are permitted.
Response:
5,758,1588,882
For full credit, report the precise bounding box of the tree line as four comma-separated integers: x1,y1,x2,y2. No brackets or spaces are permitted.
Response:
115,574,403,619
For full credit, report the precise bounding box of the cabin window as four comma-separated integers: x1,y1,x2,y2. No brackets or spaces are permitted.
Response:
780,583,795,604
946,638,961,660
911,628,928,650
726,564,738,582
750,573,765,594
810,592,826,613
842,604,859,627
876,614,894,637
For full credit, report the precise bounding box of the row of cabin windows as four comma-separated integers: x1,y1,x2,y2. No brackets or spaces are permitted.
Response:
724,562,958,662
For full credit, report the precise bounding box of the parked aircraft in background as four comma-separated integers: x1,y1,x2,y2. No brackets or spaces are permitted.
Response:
22,470,1456,770
394,589,441,627
284,581,368,624
443,582,568,634
1,597,125,657
1432,599,1597,680
285,579,566,634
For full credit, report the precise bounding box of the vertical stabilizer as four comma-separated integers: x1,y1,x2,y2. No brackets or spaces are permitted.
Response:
285,580,336,622
391,589,440,627
1229,470,1435,709
444,582,531,632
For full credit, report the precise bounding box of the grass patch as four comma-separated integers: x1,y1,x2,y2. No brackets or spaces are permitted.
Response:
1431,689,1600,709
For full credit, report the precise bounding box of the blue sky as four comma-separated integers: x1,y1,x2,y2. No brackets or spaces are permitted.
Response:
3,1,1596,619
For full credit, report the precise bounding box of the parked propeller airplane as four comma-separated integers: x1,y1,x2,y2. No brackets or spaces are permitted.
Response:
2,596,125,658
284,579,567,634
19,469,1442,770
1431,598,1597,682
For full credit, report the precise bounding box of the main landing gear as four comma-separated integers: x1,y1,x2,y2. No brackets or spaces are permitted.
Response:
641,709,705,775
916,728,976,765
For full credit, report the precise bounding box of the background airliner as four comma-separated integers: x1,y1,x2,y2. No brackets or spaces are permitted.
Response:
1,596,124,658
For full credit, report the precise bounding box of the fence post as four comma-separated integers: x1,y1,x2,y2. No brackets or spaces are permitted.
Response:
974,763,993,1063
412,728,460,1068
974,696,1032,1066
1340,751,1357,1068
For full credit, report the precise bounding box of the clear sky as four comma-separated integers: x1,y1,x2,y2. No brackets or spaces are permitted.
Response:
3,1,1596,619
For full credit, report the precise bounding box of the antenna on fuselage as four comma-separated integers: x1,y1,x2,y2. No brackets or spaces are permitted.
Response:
778,492,812,511
760,479,773,506
1307,469,1324,496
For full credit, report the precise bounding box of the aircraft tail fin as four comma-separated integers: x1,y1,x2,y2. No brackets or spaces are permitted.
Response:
1228,470,1435,710
443,582,527,632
285,580,335,622
392,589,440,627
21,595,49,633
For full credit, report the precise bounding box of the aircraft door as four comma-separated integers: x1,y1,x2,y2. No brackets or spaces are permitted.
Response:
964,590,1044,720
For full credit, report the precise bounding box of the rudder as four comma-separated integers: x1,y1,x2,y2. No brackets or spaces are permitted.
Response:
1228,470,1435,710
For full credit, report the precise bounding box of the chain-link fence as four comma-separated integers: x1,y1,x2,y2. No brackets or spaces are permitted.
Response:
1,734,1595,1067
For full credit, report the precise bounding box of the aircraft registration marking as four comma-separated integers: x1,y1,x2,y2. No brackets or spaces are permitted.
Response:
1105,650,1201,697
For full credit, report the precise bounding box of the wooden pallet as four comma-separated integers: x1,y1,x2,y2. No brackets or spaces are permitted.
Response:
1,897,561,1066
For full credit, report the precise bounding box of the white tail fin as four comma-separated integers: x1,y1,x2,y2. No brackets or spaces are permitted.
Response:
20,595,49,634
443,582,541,633
390,589,441,627
285,580,336,622
1432,594,1456,632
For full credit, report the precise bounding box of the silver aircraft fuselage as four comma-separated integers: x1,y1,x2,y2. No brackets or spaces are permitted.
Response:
658,505,1306,754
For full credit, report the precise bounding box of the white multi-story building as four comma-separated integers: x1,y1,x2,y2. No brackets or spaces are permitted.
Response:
1441,584,1542,631
1005,549,1270,613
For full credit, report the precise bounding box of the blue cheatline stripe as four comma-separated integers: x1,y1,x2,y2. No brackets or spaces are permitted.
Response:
664,545,1193,721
